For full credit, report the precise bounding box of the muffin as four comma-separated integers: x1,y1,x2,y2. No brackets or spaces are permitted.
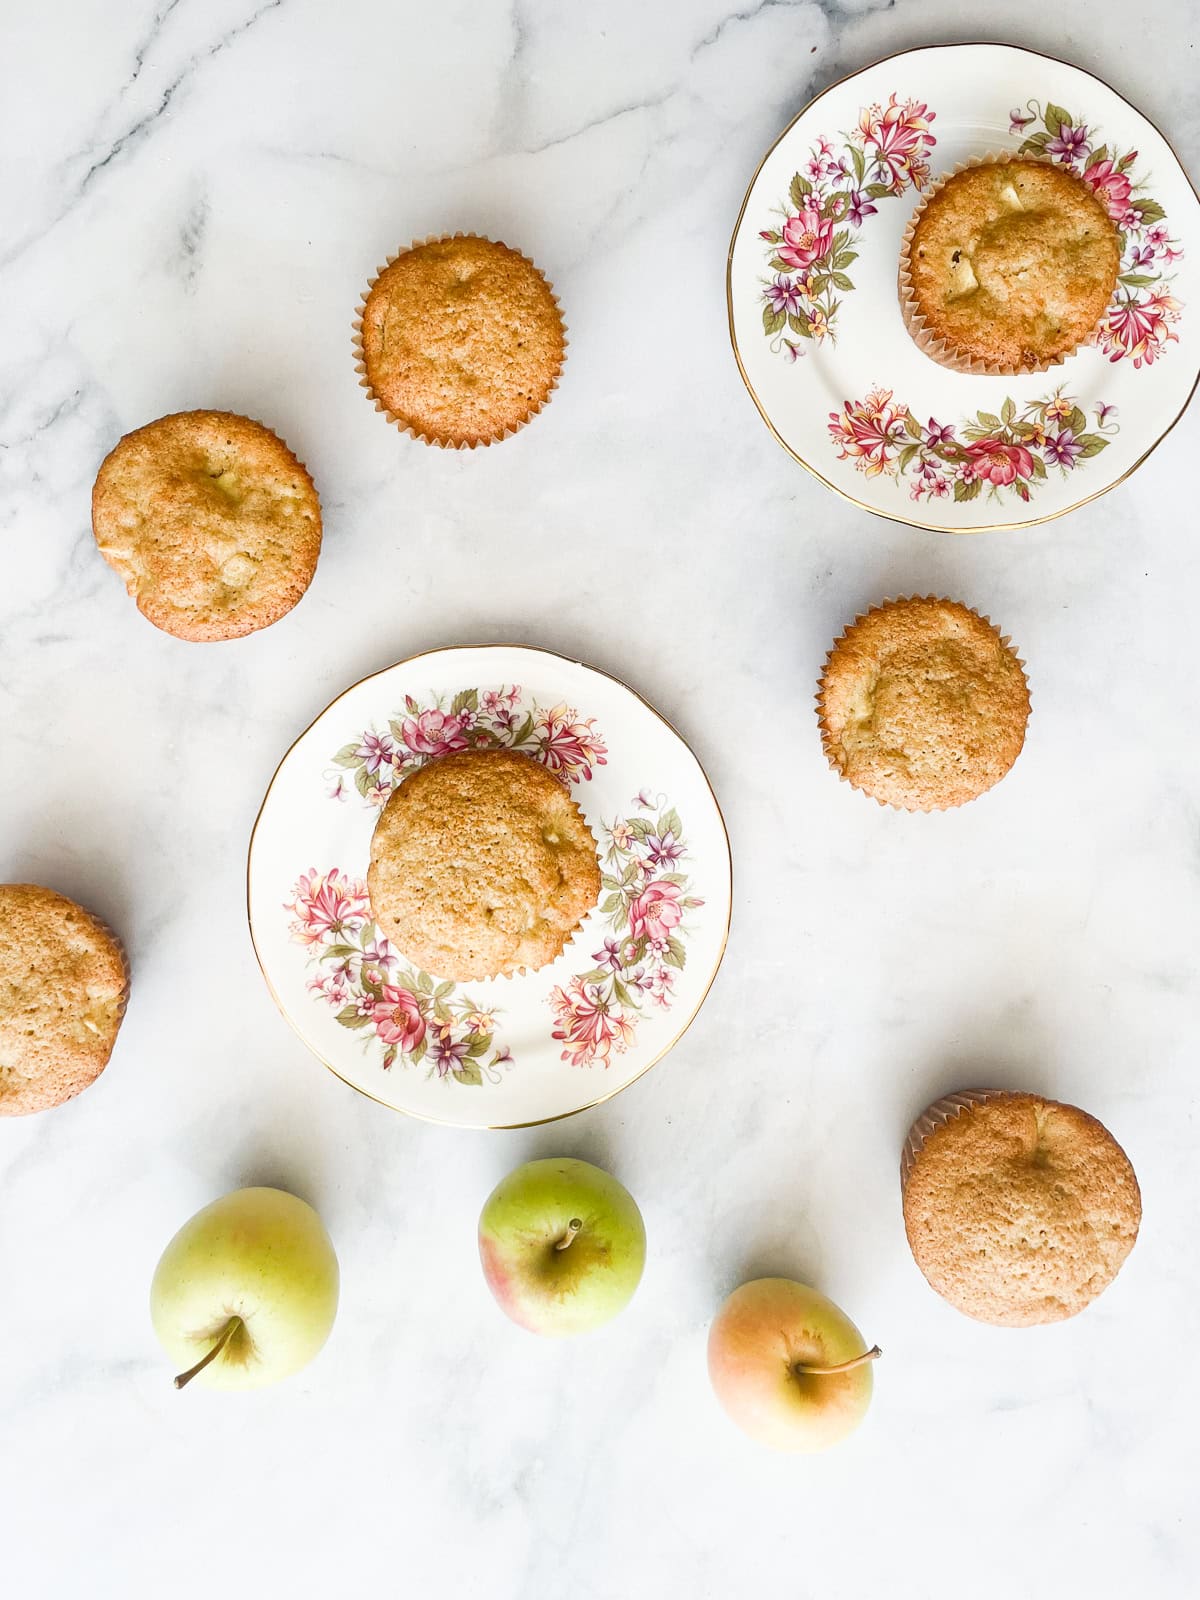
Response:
354,235,565,447
0,884,129,1116
817,597,1031,811
367,748,600,979
901,1090,1141,1326
899,156,1121,373
92,410,322,641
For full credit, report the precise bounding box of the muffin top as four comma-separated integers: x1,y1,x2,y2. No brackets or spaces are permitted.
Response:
0,884,128,1116
359,236,565,446
92,410,322,642
907,159,1121,369
367,749,600,980
817,597,1031,811
902,1093,1141,1326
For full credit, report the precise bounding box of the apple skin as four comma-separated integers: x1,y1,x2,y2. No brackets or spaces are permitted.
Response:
478,1157,646,1336
150,1187,339,1390
707,1278,875,1451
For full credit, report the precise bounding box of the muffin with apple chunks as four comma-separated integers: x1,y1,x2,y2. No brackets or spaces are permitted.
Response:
355,235,565,447
92,410,322,641
0,883,129,1115
817,596,1030,811
899,156,1121,373
901,1090,1140,1326
367,748,600,980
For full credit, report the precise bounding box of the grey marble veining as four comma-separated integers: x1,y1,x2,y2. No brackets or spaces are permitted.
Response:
2,2,1199,1596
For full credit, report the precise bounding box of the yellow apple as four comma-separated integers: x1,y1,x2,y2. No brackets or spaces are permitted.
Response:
150,1187,339,1390
478,1157,646,1335
707,1277,879,1451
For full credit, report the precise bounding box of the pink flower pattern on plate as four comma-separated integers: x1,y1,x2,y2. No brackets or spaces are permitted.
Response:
285,874,510,1085
549,796,703,1070
327,685,608,805
759,93,937,354
294,695,705,1082
829,387,1119,505
1011,97,1185,367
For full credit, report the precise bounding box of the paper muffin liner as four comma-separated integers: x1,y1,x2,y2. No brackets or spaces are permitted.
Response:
900,1089,1016,1190
814,597,1031,813
352,233,568,449
897,153,1109,376
89,908,132,1034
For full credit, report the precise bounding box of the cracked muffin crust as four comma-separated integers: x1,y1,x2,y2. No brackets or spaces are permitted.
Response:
0,883,129,1116
367,748,601,980
92,410,322,641
903,158,1121,371
357,236,565,447
817,597,1030,811
901,1091,1141,1326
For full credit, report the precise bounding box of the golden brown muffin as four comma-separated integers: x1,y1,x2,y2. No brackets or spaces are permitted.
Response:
367,749,600,980
902,158,1121,371
92,410,322,642
356,235,565,447
817,597,1031,811
901,1091,1141,1327
0,884,129,1116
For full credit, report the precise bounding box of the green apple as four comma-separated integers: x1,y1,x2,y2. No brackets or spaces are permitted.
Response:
150,1186,339,1390
707,1277,879,1451
478,1157,646,1335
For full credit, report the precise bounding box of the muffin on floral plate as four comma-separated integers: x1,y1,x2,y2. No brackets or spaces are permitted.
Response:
728,43,1198,532
367,748,601,981
898,156,1122,374
248,645,732,1128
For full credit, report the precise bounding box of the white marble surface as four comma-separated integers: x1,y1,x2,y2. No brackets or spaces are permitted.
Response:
2,2,1199,1595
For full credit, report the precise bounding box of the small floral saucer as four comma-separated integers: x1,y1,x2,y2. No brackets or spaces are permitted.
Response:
728,43,1200,532
247,646,732,1128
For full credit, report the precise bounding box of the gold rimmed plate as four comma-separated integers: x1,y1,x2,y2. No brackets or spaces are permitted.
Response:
247,645,732,1128
728,42,1199,532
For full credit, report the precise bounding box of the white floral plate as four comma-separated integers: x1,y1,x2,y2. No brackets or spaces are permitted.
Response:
247,646,732,1128
728,43,1200,532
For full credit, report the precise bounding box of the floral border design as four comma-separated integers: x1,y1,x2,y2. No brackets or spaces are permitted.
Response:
758,94,937,355
284,688,705,1084
829,386,1119,504
1010,98,1184,367
285,869,511,1085
325,684,607,806
550,791,703,1069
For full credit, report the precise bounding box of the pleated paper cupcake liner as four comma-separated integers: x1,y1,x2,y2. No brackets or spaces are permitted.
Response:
352,233,567,449
897,153,1106,377
814,597,1031,813
899,1088,1015,1190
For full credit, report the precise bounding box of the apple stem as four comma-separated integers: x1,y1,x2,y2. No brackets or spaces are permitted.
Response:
554,1218,583,1251
794,1345,882,1378
173,1315,243,1390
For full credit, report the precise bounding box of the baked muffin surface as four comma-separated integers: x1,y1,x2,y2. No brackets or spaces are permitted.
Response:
907,159,1120,369
92,410,321,642
902,1093,1141,1326
360,237,564,446
367,749,600,980
818,597,1030,811
0,884,128,1116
